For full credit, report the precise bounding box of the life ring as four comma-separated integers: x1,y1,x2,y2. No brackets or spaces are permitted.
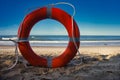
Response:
18,7,80,68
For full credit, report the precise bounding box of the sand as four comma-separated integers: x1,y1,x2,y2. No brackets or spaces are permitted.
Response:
0,46,120,80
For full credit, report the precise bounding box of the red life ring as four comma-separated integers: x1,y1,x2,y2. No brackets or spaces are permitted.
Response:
18,7,80,68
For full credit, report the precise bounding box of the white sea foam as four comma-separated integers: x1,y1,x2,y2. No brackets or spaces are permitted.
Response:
30,41,68,43
0,40,120,46
2,37,17,40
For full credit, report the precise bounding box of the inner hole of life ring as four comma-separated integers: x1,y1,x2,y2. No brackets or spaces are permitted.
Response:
29,19,69,58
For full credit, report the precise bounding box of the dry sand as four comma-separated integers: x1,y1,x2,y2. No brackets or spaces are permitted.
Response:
0,46,120,80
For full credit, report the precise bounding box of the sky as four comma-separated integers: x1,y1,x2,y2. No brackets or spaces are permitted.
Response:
0,0,120,35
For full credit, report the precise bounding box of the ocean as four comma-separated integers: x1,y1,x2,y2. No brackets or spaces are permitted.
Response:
0,35,120,46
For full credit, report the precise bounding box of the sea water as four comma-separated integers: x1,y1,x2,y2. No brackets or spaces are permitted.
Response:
0,35,120,46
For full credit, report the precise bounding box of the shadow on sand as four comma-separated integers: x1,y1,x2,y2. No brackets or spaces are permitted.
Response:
0,53,120,80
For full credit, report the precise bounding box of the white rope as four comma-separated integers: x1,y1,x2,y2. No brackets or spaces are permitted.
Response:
1,39,19,71
51,2,82,61
49,2,76,17
1,38,29,71
7,40,19,70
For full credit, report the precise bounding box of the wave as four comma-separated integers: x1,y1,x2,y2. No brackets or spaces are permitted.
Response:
30,41,68,43
0,35,120,46
1,37,17,40
0,40,120,46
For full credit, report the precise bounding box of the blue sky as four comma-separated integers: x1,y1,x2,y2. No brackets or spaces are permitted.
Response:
0,0,120,35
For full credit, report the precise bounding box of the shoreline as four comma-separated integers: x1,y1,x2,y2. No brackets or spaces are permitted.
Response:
1,40,120,47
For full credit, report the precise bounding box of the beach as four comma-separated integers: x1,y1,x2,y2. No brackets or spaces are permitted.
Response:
0,45,120,80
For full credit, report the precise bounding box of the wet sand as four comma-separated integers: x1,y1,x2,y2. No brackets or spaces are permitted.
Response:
0,46,120,80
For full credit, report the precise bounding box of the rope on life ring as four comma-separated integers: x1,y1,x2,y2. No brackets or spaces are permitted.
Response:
18,6,80,68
